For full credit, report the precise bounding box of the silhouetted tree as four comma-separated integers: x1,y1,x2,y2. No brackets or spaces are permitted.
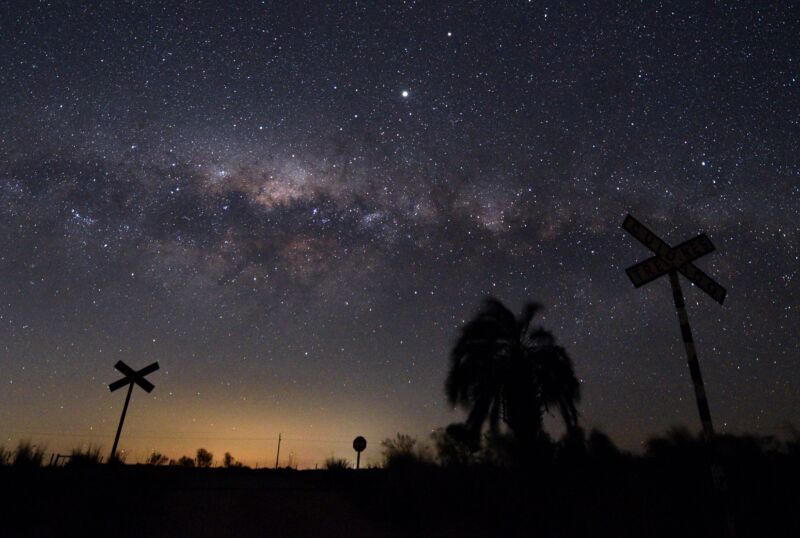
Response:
645,426,703,460
587,428,621,460
0,445,10,466
480,430,518,467
222,451,245,468
446,297,580,456
432,424,477,466
557,425,588,462
786,425,800,456
196,448,213,467
381,433,433,468
177,455,195,467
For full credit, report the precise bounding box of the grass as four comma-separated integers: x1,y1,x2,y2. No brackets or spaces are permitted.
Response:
324,457,352,471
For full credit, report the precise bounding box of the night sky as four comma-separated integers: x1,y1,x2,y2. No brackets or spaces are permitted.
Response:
1,1,798,468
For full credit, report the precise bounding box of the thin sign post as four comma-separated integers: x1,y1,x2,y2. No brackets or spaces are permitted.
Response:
108,360,159,462
275,433,281,469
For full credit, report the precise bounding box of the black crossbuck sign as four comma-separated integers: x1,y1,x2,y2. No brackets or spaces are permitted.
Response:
108,360,159,461
622,215,726,304
621,214,726,439
621,215,736,538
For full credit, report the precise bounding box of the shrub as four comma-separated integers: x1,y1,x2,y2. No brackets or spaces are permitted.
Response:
431,424,478,466
176,455,195,467
196,448,213,468
13,441,45,467
646,426,703,459
479,431,518,467
66,445,103,466
381,433,433,468
107,452,127,465
146,452,169,466
587,429,621,460
324,457,352,471
786,425,800,456
222,452,245,468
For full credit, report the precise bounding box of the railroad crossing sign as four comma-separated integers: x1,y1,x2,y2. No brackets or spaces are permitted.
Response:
622,214,727,440
353,436,367,469
622,216,735,536
108,360,159,462
622,215,726,304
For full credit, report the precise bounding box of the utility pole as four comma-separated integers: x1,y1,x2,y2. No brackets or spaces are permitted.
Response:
275,433,281,469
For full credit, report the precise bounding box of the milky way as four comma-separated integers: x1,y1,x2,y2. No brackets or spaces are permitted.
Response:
1,1,798,466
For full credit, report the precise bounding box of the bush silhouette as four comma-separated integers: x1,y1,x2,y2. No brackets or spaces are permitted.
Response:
107,452,127,465
431,424,477,466
479,430,519,467
785,425,800,456
646,426,704,459
13,441,45,467
196,448,213,468
587,428,621,460
146,452,169,465
0,445,10,466
222,451,245,468
324,457,352,470
381,433,432,468
66,445,103,466
176,455,195,467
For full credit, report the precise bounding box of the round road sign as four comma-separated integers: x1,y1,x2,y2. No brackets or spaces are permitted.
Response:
353,436,367,452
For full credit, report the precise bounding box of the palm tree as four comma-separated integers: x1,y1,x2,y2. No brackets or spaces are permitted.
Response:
445,297,580,452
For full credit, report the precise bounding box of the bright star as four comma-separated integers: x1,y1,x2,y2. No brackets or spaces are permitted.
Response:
401,90,409,98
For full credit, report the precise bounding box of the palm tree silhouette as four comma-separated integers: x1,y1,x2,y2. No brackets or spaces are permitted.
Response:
445,297,580,453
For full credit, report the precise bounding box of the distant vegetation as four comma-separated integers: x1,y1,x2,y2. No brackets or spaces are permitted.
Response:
2,298,798,535
176,455,195,467
3,429,799,471
324,457,352,471
223,451,245,468
146,452,169,465
11,441,45,467
196,448,214,468
66,445,103,466
380,433,434,468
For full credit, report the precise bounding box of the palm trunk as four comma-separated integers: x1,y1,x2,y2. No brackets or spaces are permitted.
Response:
504,401,547,463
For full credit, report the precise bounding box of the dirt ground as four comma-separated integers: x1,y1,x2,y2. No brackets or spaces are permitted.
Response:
1,460,798,538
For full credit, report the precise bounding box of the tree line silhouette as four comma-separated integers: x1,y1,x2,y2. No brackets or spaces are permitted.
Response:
2,297,799,537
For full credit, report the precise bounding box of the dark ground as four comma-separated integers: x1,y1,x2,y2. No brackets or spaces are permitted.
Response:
1,455,798,538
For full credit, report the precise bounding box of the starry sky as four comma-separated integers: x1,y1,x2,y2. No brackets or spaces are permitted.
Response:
1,1,798,467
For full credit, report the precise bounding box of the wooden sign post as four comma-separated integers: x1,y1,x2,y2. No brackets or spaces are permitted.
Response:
108,360,159,462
